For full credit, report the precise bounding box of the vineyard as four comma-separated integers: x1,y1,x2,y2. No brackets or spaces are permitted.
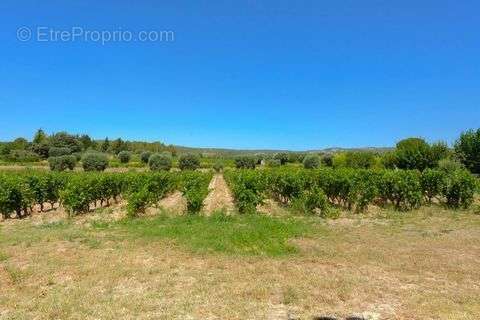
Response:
1,166,478,221
0,170,212,219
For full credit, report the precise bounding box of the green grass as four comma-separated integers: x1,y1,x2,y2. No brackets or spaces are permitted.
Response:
98,213,315,256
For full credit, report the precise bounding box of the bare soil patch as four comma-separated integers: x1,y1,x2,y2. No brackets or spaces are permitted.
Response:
202,174,235,215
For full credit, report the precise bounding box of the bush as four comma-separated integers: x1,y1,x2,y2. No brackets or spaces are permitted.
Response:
140,151,152,164
48,155,77,171
378,170,422,210
420,169,446,203
345,151,376,169
213,160,224,172
117,151,131,164
438,158,464,173
394,138,433,171
178,153,200,171
381,152,398,169
7,150,40,162
0,174,34,219
454,128,480,174
292,187,332,217
126,172,175,217
148,152,172,171
180,171,212,213
224,170,266,214
321,154,334,167
48,147,71,157
273,153,289,165
441,169,477,208
82,152,109,171
265,159,281,168
303,154,320,169
234,155,256,169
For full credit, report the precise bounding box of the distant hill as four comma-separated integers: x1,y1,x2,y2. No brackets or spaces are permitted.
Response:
173,145,393,156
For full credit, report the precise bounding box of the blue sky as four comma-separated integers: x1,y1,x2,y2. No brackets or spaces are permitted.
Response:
0,0,479,150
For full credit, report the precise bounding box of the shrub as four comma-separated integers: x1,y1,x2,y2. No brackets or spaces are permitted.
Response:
273,153,289,165
441,169,477,208
394,138,441,171
178,153,200,171
420,169,446,203
292,187,332,217
148,152,172,171
381,152,398,169
345,151,376,169
140,151,152,164
266,168,308,204
48,155,77,171
117,151,131,164
438,158,464,173
378,170,422,210
430,141,450,165
349,169,380,212
180,171,212,213
126,189,150,217
82,152,109,171
234,155,256,169
454,128,480,174
213,160,224,172
0,174,34,219
48,147,71,157
321,154,334,167
7,150,40,162
126,172,175,217
225,170,266,214
332,153,347,168
303,154,320,169
265,159,281,168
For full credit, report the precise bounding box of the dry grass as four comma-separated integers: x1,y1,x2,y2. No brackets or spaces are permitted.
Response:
1,206,480,320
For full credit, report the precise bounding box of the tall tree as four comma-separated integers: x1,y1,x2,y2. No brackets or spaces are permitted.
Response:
100,137,110,153
32,129,48,144
455,129,480,174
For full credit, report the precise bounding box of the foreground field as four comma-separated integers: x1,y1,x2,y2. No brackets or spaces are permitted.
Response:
1,206,480,320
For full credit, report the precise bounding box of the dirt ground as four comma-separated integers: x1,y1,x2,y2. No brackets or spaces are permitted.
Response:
203,174,235,215
1,205,480,320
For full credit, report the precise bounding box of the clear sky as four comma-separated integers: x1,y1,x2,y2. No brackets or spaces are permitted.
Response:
0,1,479,150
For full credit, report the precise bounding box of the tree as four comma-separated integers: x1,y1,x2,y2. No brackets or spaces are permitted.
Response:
235,155,256,169
430,141,450,165
394,138,432,171
274,152,289,165
79,134,94,151
303,154,320,169
100,137,110,153
148,152,172,171
11,138,29,150
345,151,376,169
321,154,334,167
454,129,480,174
33,129,48,144
140,151,152,164
117,151,131,164
48,155,76,171
82,152,109,171
111,138,127,154
30,142,50,159
178,153,200,170
49,132,82,153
